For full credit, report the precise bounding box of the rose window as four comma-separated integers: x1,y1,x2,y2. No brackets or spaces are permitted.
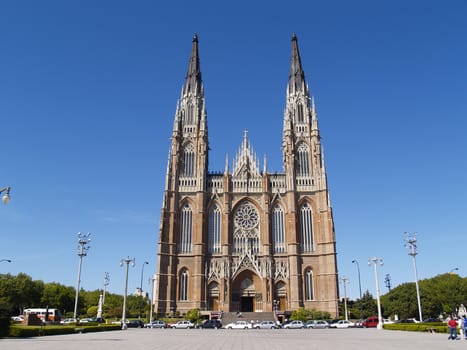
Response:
234,203,259,230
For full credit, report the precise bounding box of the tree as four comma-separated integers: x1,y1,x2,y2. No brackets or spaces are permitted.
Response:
290,307,311,322
352,290,377,319
186,308,201,323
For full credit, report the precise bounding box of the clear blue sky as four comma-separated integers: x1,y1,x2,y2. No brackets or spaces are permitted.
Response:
1,1,466,302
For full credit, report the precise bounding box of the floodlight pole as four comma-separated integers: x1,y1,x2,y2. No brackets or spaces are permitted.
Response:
73,232,91,320
405,232,423,322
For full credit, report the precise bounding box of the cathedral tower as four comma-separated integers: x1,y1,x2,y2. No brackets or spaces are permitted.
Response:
155,34,339,318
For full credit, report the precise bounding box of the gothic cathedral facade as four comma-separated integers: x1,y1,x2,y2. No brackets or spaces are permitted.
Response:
155,34,339,317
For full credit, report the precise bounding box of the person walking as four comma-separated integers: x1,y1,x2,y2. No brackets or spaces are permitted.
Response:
458,317,464,339
448,317,458,340
463,316,467,340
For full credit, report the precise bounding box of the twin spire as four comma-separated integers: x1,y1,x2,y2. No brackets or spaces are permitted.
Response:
182,33,202,96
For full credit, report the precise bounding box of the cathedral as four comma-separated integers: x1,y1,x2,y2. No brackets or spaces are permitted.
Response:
155,34,339,317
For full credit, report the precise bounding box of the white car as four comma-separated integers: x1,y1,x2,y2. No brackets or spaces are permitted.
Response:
330,320,355,328
283,320,305,329
172,320,194,329
252,320,279,329
306,320,330,329
224,320,252,329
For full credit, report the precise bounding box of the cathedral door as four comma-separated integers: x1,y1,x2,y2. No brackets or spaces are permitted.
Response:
241,297,254,312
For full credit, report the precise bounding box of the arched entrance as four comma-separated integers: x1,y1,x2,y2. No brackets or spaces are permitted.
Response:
232,270,262,312
207,282,220,311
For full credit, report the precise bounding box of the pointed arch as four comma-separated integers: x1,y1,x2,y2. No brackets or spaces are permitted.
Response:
297,102,305,123
296,143,310,177
179,268,189,301
271,203,286,254
300,202,313,252
179,203,193,253
304,268,314,300
181,143,195,177
208,204,222,254
232,201,260,255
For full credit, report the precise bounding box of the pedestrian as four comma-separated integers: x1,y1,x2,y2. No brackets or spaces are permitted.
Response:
463,316,467,340
458,317,464,339
448,317,458,340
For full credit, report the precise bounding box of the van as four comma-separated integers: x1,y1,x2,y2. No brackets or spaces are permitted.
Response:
362,316,379,328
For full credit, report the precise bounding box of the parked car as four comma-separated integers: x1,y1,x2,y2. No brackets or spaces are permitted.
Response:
253,320,279,329
283,320,305,329
306,320,329,329
60,318,78,324
145,320,167,328
197,319,222,329
11,316,24,322
362,316,379,328
126,319,145,328
383,318,395,324
423,318,441,323
397,319,416,324
329,320,355,328
172,320,195,329
224,320,252,329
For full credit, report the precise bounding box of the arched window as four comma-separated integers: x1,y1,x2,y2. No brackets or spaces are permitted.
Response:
305,269,314,300
300,203,313,252
182,143,195,177
208,205,221,254
272,204,286,253
179,204,192,253
296,143,309,177
180,269,189,301
297,103,305,123
233,202,260,255
186,103,194,125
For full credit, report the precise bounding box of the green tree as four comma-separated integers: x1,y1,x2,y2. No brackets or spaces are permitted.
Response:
186,308,201,323
290,307,311,322
353,290,377,319
41,282,75,315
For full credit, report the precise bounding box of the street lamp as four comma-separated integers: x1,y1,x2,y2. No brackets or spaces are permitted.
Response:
352,259,362,319
120,257,135,330
340,276,349,321
1,186,11,204
368,257,384,330
404,232,423,322
149,273,156,324
73,232,91,320
139,261,149,319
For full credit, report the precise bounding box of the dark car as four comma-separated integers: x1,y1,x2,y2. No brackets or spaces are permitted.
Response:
126,319,145,328
423,318,441,323
197,319,222,329
397,319,416,324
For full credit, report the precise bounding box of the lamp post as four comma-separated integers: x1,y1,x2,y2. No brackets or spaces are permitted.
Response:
368,257,384,330
149,273,156,324
340,276,349,321
120,257,135,330
1,186,11,204
404,232,423,322
139,261,149,319
352,259,362,319
73,232,91,320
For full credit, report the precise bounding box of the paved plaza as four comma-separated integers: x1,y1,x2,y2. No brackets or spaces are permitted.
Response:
1,327,464,350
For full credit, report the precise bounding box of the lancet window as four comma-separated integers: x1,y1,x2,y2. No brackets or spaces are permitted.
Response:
208,205,221,254
272,204,286,253
179,204,193,253
300,202,313,252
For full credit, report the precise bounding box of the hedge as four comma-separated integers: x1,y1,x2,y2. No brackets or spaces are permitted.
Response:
8,324,121,337
384,322,448,333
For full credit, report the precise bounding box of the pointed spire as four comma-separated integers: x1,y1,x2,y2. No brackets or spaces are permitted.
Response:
182,33,202,96
288,33,306,95
224,153,229,174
